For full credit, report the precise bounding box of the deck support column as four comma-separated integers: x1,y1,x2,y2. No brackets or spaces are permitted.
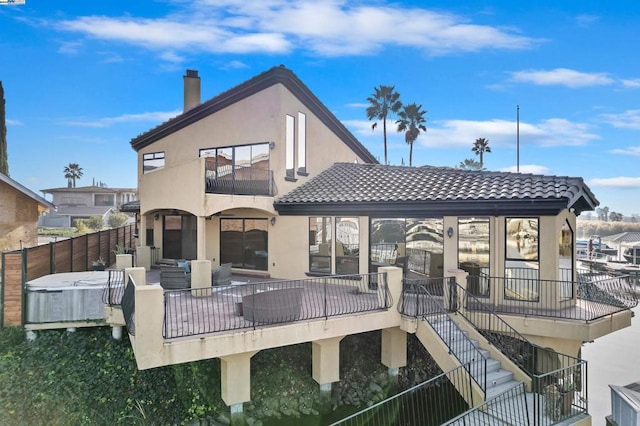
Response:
220,350,258,420
197,216,207,261
312,336,345,392
381,327,407,377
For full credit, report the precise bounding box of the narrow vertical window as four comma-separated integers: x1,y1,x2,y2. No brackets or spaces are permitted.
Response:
309,217,331,273
297,112,307,175
285,115,295,179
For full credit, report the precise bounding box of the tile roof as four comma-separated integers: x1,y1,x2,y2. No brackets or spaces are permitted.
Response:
274,163,598,216
602,232,640,244
129,66,377,164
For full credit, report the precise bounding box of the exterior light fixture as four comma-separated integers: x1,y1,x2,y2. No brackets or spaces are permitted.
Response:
269,141,275,150
447,227,454,238
154,213,159,221
270,217,277,225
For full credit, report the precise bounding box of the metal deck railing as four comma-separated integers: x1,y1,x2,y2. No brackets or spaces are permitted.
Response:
162,273,392,339
330,364,475,426
101,269,125,306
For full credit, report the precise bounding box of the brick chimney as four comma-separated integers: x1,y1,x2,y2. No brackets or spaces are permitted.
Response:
183,69,201,112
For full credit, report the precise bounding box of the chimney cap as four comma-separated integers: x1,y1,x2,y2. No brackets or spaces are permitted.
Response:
185,69,199,78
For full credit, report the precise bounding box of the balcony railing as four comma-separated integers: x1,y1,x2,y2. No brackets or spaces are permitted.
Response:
205,163,275,196
102,269,125,306
162,273,392,339
477,271,637,321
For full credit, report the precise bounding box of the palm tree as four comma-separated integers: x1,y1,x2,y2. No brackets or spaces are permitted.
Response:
471,138,491,168
396,103,427,167
63,163,83,188
458,158,483,170
366,85,402,165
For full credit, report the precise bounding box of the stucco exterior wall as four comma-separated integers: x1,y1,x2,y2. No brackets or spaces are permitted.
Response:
0,182,39,252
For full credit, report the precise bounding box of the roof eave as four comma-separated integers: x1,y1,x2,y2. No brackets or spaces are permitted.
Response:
274,198,571,217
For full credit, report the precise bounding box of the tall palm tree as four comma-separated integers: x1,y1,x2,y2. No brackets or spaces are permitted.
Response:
471,138,491,168
366,85,402,165
63,163,83,188
396,103,427,167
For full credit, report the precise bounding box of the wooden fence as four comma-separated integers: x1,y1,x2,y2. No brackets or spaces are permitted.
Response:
1,224,135,327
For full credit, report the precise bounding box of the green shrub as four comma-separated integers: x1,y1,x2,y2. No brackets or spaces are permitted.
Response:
85,216,104,231
108,212,131,229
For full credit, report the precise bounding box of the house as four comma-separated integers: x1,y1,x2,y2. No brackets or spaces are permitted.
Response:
0,173,54,252
121,66,633,421
39,185,136,228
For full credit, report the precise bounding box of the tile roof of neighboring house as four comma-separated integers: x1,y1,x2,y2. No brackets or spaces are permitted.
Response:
53,206,115,217
274,163,599,216
129,66,378,164
41,186,136,193
602,232,640,244
0,173,55,210
120,200,140,213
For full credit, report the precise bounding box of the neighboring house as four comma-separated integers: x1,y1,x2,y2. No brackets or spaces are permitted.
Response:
122,66,633,420
0,173,54,252
39,185,136,228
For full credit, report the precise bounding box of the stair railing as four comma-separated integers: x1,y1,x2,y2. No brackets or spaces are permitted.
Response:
400,278,487,399
453,280,588,424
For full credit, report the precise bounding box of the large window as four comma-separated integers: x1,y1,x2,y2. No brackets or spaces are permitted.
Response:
309,217,331,273
369,217,444,278
559,220,574,299
458,218,490,297
297,112,307,175
505,217,539,300
336,217,359,274
143,152,165,173
201,143,271,195
220,219,268,270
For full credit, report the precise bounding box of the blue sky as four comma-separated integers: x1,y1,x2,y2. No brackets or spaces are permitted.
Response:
2,1,640,215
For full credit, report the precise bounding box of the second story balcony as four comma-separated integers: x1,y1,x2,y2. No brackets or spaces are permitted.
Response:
205,162,275,196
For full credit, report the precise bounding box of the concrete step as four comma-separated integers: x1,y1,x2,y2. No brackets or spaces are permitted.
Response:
485,380,523,400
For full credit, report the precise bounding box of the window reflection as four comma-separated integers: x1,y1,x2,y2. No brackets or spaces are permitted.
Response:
559,220,573,298
336,217,359,274
458,217,490,297
407,218,444,278
309,217,332,273
505,218,539,300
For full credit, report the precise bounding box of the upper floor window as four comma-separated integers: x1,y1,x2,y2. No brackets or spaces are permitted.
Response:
94,194,115,207
286,114,295,179
297,112,307,175
458,217,490,297
143,152,165,173
201,142,271,195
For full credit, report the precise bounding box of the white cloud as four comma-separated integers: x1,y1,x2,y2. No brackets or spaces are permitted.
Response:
424,118,598,148
500,164,550,175
58,40,82,55
347,103,369,108
610,146,640,157
601,110,640,129
63,110,181,128
510,68,614,88
588,177,640,188
6,119,23,126
220,60,249,70
621,79,640,88
159,51,185,63
576,14,599,27
55,1,538,59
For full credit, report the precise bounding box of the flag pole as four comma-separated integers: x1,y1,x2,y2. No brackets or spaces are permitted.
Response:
516,105,520,173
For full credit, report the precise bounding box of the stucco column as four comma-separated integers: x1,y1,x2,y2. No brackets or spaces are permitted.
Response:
381,327,407,376
136,246,152,270
190,260,212,296
312,336,345,390
445,268,468,312
116,254,134,269
139,215,147,246
220,351,259,407
125,267,147,286
197,216,207,261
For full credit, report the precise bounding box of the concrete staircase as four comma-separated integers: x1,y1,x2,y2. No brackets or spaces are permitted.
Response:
425,315,522,400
